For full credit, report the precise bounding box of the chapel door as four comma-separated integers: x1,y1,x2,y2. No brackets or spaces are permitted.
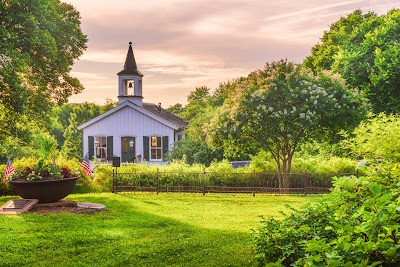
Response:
121,137,136,162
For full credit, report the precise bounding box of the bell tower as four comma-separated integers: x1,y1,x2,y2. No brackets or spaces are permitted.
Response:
117,42,144,106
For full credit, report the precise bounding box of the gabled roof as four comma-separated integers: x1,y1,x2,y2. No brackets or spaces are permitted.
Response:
142,103,188,129
117,42,143,77
77,101,187,131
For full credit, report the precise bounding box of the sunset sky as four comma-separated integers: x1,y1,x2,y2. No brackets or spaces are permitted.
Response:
64,0,400,107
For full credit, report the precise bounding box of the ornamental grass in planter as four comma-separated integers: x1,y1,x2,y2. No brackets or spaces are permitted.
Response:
8,133,80,203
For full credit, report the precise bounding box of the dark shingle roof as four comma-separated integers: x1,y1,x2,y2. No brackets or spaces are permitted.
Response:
143,103,188,129
117,42,143,76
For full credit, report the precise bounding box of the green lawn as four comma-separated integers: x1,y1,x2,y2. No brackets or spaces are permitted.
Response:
0,193,320,266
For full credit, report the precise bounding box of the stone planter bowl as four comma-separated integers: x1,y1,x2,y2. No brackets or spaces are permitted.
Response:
9,177,79,203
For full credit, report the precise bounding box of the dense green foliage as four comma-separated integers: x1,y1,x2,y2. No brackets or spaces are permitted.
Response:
254,162,400,266
0,100,116,162
304,10,374,74
0,0,87,104
0,0,87,157
57,100,116,159
305,9,400,114
206,60,367,185
0,193,317,267
341,113,400,162
167,84,240,165
1,155,357,195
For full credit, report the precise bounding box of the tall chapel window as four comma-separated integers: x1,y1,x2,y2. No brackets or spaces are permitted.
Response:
150,136,162,160
94,136,107,160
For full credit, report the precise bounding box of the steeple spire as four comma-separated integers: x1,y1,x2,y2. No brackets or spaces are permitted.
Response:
117,42,143,76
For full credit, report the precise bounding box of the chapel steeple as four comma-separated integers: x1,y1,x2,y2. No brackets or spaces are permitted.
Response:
117,42,144,106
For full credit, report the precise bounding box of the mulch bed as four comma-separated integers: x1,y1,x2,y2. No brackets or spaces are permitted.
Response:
27,200,104,214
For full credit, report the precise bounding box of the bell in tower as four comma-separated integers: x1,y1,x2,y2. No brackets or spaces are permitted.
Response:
123,80,134,95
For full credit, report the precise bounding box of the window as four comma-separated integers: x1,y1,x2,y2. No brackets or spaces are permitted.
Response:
95,136,107,160
150,136,162,160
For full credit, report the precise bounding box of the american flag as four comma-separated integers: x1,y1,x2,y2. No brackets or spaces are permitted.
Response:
80,153,92,177
4,158,16,182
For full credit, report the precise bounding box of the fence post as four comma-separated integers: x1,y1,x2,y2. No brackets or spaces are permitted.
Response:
303,171,308,197
356,168,359,179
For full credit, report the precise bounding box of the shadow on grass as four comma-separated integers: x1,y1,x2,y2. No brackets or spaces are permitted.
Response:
0,194,256,267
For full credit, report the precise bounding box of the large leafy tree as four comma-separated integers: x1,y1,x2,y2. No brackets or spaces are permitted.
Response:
0,0,87,106
62,112,82,160
304,10,377,73
0,0,87,159
168,86,224,165
305,9,400,114
181,86,211,121
0,104,39,161
207,60,368,188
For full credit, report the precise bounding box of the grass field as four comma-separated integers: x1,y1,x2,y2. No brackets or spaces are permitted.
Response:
0,193,320,266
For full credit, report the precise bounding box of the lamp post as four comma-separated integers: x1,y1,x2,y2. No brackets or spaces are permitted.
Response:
129,139,134,162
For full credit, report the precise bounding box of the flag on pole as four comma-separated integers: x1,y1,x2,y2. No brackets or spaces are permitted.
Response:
4,158,16,182
80,153,92,177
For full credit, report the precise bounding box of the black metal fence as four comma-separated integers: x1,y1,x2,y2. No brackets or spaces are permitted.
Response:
112,170,355,196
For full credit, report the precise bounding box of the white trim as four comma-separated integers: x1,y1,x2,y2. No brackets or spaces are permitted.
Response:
77,101,180,131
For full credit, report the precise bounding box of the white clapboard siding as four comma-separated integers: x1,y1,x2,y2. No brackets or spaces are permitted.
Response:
81,106,176,162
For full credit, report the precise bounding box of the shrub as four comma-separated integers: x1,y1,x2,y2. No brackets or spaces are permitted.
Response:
90,164,113,192
245,151,277,173
253,162,400,266
341,113,400,162
291,156,357,174
206,159,237,173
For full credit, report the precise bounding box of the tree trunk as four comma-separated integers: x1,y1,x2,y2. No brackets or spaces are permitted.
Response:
274,150,284,189
270,142,296,193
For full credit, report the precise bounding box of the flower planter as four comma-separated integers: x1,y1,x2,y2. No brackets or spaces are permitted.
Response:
10,177,79,203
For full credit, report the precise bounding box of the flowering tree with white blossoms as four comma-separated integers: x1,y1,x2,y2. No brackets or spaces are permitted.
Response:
207,60,368,188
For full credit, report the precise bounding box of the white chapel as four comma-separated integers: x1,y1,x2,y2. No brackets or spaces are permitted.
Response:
77,42,187,164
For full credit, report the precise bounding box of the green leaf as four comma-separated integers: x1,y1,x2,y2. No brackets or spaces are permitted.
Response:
368,183,382,195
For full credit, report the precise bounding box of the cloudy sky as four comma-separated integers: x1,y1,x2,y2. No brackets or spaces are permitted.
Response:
65,0,400,107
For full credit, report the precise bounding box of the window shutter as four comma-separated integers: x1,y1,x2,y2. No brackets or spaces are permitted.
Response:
162,136,169,156
88,136,94,159
143,136,149,161
107,136,113,160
